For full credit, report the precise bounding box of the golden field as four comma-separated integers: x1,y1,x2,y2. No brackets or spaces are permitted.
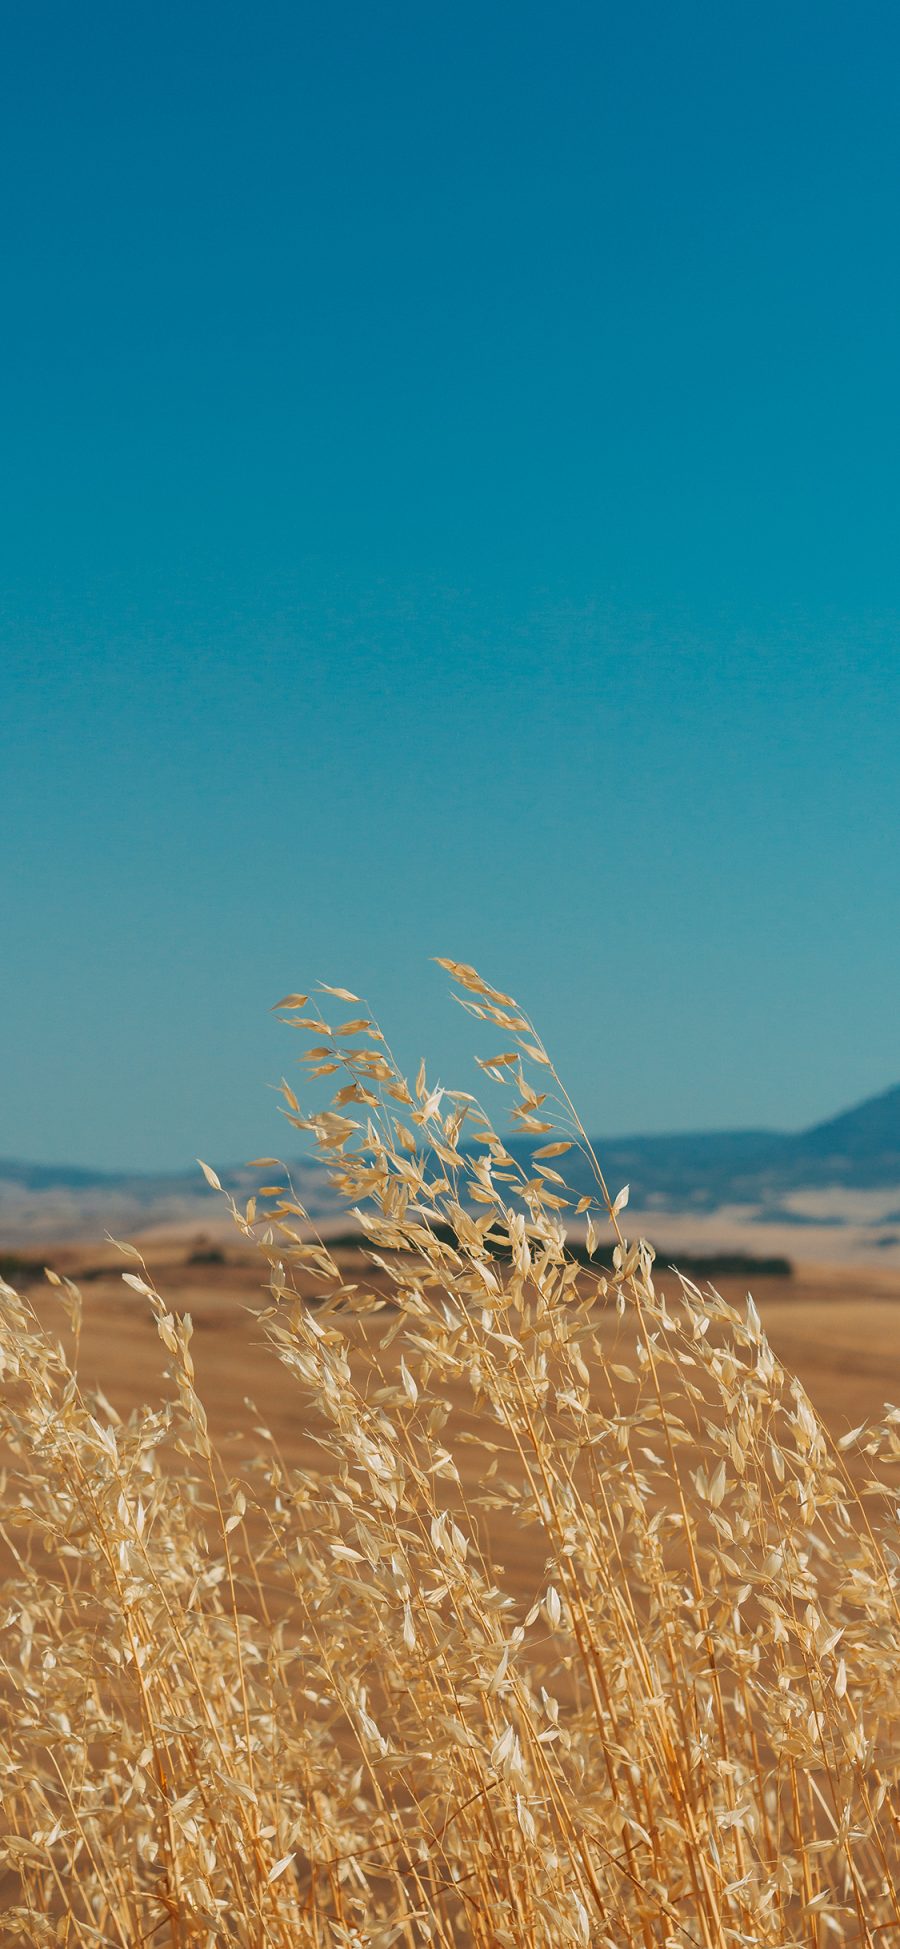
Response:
2,964,900,1947
14,1236,900,1470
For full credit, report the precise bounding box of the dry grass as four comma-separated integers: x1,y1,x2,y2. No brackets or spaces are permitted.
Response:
2,960,900,1946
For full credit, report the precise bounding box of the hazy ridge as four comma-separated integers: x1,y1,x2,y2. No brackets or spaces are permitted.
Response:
3,1082,900,1255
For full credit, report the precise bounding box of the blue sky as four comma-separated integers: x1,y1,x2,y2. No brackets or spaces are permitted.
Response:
4,0,900,1170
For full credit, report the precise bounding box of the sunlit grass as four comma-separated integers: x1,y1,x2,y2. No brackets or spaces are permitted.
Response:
1,960,898,1946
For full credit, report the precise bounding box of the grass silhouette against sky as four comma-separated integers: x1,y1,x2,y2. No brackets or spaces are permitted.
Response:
4,0,900,1168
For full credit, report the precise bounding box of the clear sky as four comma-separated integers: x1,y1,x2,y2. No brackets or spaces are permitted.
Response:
4,0,900,1171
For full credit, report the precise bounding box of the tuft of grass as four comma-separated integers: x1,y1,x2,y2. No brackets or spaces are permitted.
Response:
1,960,898,1947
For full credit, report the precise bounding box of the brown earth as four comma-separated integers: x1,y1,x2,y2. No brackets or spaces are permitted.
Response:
3,1242,899,1927
14,1239,900,1473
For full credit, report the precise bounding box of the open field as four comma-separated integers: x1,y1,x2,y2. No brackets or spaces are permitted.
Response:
5,1228,900,1944
17,1235,900,1509
5,964,900,1947
8,1243,899,1654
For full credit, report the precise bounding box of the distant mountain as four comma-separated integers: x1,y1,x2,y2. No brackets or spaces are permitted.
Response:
0,1157,342,1244
797,1083,900,1173
0,1159,327,1200
519,1082,900,1208
2,1081,899,1244
0,1160,210,1194
508,1127,793,1213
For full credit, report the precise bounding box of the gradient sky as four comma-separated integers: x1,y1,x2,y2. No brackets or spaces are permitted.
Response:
4,0,900,1171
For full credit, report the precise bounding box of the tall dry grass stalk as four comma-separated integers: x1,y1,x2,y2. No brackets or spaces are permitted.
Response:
1,961,899,1946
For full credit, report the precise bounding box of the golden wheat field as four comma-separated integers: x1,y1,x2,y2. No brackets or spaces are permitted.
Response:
2,963,900,1948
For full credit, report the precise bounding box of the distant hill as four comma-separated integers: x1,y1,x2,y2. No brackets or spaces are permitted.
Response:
0,1157,342,1244
511,1082,900,1209
797,1083,900,1173
2,1081,900,1248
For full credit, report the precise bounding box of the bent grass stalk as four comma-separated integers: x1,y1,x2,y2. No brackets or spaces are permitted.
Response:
0,959,899,1945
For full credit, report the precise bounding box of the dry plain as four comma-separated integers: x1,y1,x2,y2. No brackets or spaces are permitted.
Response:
8,1238,899,1637
18,1236,900,1511
4,1235,900,1941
